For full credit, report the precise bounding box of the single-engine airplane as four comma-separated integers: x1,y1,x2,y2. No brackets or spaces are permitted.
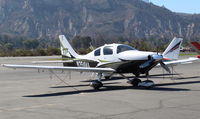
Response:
2,35,198,89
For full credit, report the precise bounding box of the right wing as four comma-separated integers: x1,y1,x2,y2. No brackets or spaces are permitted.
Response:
162,57,199,65
2,64,115,73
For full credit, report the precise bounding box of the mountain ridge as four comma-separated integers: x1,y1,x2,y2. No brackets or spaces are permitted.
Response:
0,0,200,41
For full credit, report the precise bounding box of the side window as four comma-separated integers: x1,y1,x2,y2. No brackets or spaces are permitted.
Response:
103,46,113,55
94,48,101,56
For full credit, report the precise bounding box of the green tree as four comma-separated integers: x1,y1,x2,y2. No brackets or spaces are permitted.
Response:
23,40,39,49
72,36,92,49
4,43,14,51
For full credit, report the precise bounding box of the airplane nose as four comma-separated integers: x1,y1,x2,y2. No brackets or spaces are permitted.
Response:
118,51,163,61
151,54,163,61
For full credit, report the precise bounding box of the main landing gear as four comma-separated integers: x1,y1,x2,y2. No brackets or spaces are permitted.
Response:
90,73,103,90
89,72,155,90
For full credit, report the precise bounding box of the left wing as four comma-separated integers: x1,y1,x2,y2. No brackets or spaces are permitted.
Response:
32,60,74,64
2,64,115,73
32,58,97,64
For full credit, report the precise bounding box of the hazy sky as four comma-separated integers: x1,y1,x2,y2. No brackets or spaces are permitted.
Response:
150,0,200,14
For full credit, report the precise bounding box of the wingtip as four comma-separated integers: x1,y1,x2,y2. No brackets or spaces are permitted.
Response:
1,64,12,67
1,64,6,67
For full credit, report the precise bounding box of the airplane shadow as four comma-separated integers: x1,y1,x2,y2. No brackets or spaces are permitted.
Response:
23,75,200,98
156,80,200,86
80,73,182,82
50,82,120,88
23,82,198,98
23,86,190,98
173,76,200,80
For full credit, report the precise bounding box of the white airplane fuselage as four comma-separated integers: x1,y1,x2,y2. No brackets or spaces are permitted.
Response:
64,44,163,75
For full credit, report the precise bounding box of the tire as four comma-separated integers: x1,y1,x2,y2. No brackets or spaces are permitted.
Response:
90,80,103,90
127,78,142,87
143,80,155,89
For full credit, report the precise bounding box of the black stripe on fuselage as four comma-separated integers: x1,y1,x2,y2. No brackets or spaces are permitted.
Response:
62,56,159,75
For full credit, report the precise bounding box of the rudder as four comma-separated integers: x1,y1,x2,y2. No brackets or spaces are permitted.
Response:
162,37,183,60
59,35,79,58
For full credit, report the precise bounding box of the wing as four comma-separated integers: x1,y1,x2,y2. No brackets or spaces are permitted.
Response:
2,64,115,73
32,59,97,64
32,60,74,64
160,57,199,66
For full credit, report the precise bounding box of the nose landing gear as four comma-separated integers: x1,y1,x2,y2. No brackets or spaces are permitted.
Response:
127,79,154,88
127,78,141,87
138,80,155,89
119,73,155,89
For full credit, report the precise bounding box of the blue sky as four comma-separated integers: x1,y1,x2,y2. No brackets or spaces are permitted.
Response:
150,0,200,14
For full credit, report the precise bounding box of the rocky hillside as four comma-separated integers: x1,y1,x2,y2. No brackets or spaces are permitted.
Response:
0,0,200,40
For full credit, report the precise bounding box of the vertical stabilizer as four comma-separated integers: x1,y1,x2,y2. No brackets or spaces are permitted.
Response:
191,42,200,58
59,35,79,58
191,42,200,54
162,37,183,60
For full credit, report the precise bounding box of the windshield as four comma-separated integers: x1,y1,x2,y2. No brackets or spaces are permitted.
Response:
117,45,136,53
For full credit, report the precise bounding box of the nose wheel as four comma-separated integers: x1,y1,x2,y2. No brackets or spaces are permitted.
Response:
127,78,142,87
90,80,103,90
128,79,154,88
138,80,155,89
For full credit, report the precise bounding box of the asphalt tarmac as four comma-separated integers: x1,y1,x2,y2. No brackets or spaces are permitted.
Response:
0,56,200,119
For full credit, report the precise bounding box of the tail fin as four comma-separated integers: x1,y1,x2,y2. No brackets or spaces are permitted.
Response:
59,35,79,58
162,37,183,60
191,42,200,54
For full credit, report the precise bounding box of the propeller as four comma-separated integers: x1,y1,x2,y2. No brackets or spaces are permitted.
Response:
152,53,171,74
159,61,171,74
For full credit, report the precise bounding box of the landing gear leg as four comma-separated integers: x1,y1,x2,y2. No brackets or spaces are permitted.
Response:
90,73,103,90
104,73,114,80
119,73,141,87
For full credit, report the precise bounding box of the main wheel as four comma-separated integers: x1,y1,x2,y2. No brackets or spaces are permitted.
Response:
127,78,142,87
90,80,103,90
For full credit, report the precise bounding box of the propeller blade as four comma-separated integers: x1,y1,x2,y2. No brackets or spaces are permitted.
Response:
160,61,171,73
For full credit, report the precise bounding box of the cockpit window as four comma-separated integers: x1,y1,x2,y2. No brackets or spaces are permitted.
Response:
117,45,136,53
94,48,101,56
103,46,113,55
